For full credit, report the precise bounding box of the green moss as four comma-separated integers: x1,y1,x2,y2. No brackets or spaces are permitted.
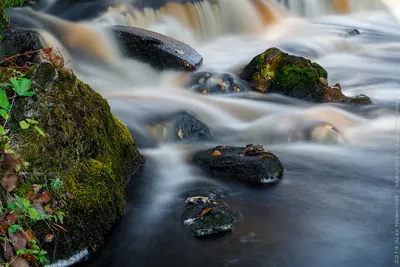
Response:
312,62,328,79
0,0,25,33
6,63,143,260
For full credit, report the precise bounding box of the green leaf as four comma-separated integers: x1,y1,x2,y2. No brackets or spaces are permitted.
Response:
0,89,10,110
8,224,23,234
0,109,8,120
34,126,45,137
7,202,15,211
25,118,38,124
28,208,39,221
19,120,30,129
10,78,33,97
0,125,4,135
16,249,27,256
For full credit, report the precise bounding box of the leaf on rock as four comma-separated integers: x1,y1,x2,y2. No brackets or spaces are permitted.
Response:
212,150,221,156
6,213,18,224
44,234,54,243
202,89,208,95
199,208,213,218
19,120,30,130
25,229,35,241
33,191,53,203
2,241,14,261
10,256,30,267
66,192,75,200
10,230,28,250
1,172,20,192
259,154,274,159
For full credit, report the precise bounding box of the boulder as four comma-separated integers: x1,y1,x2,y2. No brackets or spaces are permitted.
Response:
185,71,250,95
192,145,284,184
0,29,42,66
109,25,203,71
4,63,144,260
239,47,372,104
173,112,213,141
182,198,240,237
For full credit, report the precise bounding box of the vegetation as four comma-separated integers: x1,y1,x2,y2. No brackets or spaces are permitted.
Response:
0,0,25,40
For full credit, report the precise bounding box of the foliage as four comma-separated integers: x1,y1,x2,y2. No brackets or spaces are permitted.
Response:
0,0,25,39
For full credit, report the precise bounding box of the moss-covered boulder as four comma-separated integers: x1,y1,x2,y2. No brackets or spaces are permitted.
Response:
239,47,371,104
6,63,143,260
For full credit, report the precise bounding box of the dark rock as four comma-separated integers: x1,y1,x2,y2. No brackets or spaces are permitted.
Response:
173,112,213,141
109,25,203,71
239,47,371,104
344,29,360,37
185,71,250,95
182,200,240,237
0,29,42,66
192,145,284,184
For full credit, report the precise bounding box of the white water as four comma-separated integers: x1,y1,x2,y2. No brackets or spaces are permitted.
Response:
11,0,397,266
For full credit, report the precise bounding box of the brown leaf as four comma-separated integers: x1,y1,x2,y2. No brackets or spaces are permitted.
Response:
212,150,221,157
1,172,20,193
202,89,208,95
10,230,27,251
27,191,35,202
2,242,14,261
66,192,74,200
0,221,9,236
259,154,274,159
10,256,30,267
44,234,54,243
2,154,21,171
199,208,213,218
31,203,46,215
21,253,37,263
25,230,35,241
54,224,67,232
33,191,53,203
6,213,18,224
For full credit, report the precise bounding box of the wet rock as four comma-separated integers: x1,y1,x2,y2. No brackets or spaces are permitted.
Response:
0,29,42,66
192,145,284,184
185,71,250,95
239,47,371,104
182,200,240,237
343,29,361,37
173,112,213,141
109,25,203,71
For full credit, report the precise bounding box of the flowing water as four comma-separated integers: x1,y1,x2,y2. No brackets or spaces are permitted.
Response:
6,0,399,266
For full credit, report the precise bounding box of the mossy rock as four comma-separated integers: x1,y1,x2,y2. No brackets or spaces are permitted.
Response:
6,63,144,260
239,47,371,104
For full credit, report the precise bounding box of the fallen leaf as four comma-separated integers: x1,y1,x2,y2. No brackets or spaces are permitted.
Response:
202,89,208,95
0,221,9,236
32,184,42,194
20,253,37,264
212,202,217,205
2,242,14,261
10,256,30,267
177,130,184,139
212,150,221,156
33,191,53,203
25,229,35,241
6,213,18,224
44,205,54,215
259,154,274,159
31,203,46,215
54,223,67,232
199,208,213,218
10,230,27,250
44,234,54,243
1,172,20,192
27,190,35,201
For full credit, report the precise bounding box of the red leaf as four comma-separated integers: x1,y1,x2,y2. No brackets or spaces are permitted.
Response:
33,191,53,203
0,221,9,236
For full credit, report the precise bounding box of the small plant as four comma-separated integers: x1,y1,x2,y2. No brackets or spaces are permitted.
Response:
17,239,50,265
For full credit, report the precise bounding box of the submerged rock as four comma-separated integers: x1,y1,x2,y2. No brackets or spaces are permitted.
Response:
182,199,240,237
173,112,213,141
239,47,371,104
109,25,203,71
185,71,250,95
192,145,284,184
7,63,144,260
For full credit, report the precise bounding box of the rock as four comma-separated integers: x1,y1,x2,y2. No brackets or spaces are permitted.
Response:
109,25,203,71
343,29,360,37
7,63,144,260
239,47,371,104
192,145,284,184
182,200,240,237
0,29,42,66
173,112,213,141
185,71,250,95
